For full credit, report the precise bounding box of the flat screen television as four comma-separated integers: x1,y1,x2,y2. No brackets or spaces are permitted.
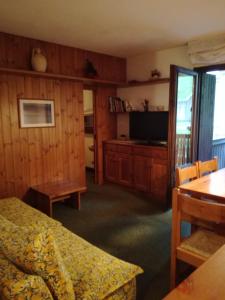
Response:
129,111,168,144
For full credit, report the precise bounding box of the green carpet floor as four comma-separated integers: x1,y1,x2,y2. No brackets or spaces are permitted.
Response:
54,172,172,300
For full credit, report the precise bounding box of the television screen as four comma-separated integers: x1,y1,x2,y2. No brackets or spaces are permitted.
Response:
129,111,168,142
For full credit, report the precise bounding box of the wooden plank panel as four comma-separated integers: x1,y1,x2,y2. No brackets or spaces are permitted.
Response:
65,81,74,181
73,48,85,77
59,45,74,76
26,77,40,186
95,86,117,184
0,30,122,197
0,74,86,198
46,79,58,181
44,43,60,74
0,75,7,196
0,32,126,83
8,75,22,196
53,80,64,181
18,77,30,196
73,82,85,185
39,78,52,184
0,34,7,66
0,75,15,195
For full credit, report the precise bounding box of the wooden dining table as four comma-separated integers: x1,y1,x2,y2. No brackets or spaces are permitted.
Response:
164,244,225,299
179,168,225,202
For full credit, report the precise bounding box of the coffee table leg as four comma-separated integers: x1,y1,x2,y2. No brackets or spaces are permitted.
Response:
37,194,52,217
70,192,80,210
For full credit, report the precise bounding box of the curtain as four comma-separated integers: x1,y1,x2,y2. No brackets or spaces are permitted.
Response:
188,34,225,66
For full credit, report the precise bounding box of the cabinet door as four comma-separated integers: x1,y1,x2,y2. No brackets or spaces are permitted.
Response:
151,158,168,202
118,153,132,186
105,151,119,182
133,155,151,192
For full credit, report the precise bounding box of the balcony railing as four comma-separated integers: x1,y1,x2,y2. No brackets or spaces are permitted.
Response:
212,138,225,169
176,134,191,166
175,135,225,169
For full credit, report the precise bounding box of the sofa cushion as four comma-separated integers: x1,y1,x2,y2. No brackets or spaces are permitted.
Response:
0,215,75,300
103,278,136,300
0,251,53,300
51,226,143,300
0,197,61,229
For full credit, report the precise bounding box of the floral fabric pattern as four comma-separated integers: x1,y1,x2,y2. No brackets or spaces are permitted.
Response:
0,197,61,229
0,251,53,300
51,226,143,300
104,279,136,300
0,197,143,300
0,215,75,300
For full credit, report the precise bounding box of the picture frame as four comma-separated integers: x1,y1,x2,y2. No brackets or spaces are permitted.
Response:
19,99,55,128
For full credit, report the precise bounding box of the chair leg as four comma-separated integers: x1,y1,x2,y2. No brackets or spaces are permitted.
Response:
170,256,177,290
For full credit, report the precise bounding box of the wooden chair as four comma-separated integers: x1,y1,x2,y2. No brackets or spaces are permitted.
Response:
170,188,225,289
175,163,199,187
198,157,218,177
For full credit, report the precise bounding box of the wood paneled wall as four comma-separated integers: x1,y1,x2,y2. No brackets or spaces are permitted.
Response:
0,32,126,82
95,87,117,184
0,32,124,198
0,74,85,198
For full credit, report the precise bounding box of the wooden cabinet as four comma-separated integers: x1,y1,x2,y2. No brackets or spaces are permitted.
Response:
118,153,132,186
104,141,168,203
105,151,119,183
133,155,151,192
151,158,168,201
105,150,132,186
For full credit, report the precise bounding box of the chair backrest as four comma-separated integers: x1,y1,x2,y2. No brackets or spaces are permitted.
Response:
172,188,225,245
175,163,199,187
198,157,218,177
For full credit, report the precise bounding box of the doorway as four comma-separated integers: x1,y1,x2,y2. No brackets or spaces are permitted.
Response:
83,89,95,182
169,64,225,189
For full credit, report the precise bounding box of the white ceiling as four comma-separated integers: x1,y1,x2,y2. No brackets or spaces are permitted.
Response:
1,0,225,58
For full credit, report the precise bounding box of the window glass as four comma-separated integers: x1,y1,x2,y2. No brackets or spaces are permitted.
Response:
208,70,225,140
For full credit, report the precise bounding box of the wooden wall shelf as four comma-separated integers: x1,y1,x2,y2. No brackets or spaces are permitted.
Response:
119,77,170,88
0,67,125,87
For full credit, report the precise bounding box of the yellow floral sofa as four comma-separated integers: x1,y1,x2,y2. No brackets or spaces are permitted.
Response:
0,197,143,300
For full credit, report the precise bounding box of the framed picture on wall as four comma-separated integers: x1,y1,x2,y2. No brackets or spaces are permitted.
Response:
19,99,55,128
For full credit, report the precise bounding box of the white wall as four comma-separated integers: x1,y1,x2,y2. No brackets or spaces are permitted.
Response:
117,45,193,138
83,90,93,114
83,90,94,169
85,134,94,168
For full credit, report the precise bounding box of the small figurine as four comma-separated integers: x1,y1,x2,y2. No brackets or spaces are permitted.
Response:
142,99,149,112
151,69,161,78
126,100,133,112
84,59,98,78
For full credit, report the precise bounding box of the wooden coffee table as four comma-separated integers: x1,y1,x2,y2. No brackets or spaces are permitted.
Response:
31,181,87,217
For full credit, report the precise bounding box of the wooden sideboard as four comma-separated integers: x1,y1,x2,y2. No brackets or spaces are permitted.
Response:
104,140,168,204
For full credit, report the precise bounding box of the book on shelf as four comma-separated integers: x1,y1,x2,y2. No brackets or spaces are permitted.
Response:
109,96,126,113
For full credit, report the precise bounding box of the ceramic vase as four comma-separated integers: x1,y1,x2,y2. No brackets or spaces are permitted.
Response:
31,48,47,72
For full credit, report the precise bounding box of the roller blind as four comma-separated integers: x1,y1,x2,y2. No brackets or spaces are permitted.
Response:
188,34,225,66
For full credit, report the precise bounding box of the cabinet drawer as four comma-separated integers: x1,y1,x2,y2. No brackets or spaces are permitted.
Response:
151,149,167,160
105,143,118,152
133,147,152,157
117,145,132,154
152,158,168,165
